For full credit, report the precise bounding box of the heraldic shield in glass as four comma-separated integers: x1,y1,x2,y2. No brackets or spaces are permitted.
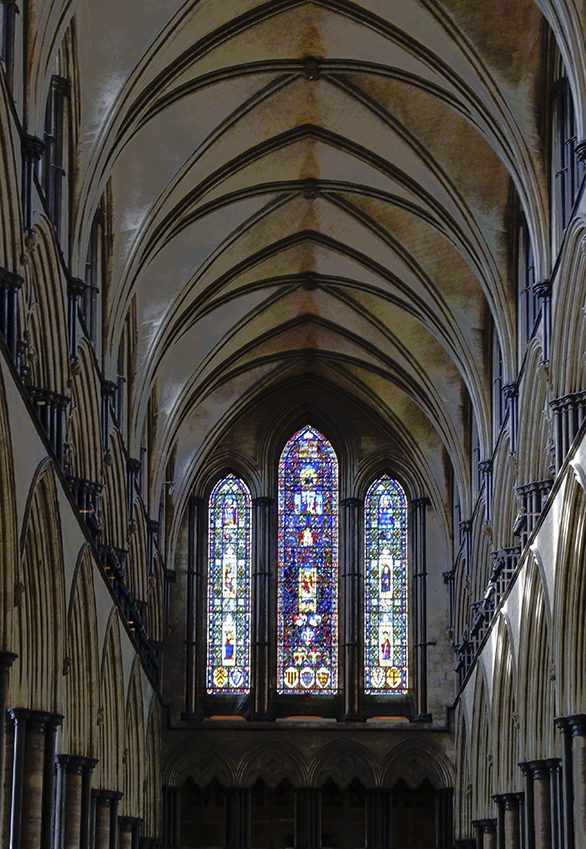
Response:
277,426,339,694
207,474,252,694
364,476,408,694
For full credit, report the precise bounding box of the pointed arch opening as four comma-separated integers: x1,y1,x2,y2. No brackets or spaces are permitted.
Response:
277,425,339,695
206,474,252,695
364,476,408,695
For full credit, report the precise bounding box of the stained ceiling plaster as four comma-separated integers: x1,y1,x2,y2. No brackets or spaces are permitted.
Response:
33,0,586,529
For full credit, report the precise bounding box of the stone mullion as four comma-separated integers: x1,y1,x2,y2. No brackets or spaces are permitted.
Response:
341,497,362,720
412,496,431,720
184,496,203,719
295,788,320,849
252,497,273,720
366,787,390,849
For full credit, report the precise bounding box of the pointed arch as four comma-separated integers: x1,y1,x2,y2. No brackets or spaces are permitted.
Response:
277,425,339,694
99,610,126,790
65,545,100,756
123,659,146,816
363,475,408,694
14,463,66,713
206,474,252,695
491,617,518,791
0,365,18,649
67,339,102,482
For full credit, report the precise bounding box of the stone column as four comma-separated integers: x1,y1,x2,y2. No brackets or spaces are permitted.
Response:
79,759,98,849
528,761,552,849
500,793,522,849
341,497,362,719
253,497,273,720
546,759,562,849
472,819,497,849
225,788,250,849
6,709,63,849
435,788,454,848
366,788,390,849
295,788,320,849
55,755,98,849
0,652,17,833
565,715,586,849
92,791,122,849
118,818,141,849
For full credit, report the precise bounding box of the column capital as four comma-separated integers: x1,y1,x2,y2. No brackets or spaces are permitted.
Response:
576,140,586,163
479,459,493,475
502,382,519,401
472,817,497,834
341,496,362,508
102,379,118,398
545,757,561,773
563,713,586,736
494,791,522,810
412,496,431,509
119,816,142,833
533,279,552,300
92,788,123,807
519,759,550,780
21,134,45,161
57,753,98,774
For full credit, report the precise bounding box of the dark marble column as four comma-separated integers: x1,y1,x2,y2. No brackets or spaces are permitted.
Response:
184,496,203,719
435,787,454,848
341,497,362,720
225,788,250,849
366,788,390,849
546,759,562,849
41,713,63,849
161,787,180,849
0,652,17,833
253,497,273,720
519,762,536,849
8,708,29,849
295,788,320,849
412,496,431,721
565,715,586,849
555,718,575,849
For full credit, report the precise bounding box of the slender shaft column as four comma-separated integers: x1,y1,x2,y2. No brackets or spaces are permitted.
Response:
555,719,574,849
8,709,29,849
118,818,133,849
225,788,250,849
565,716,586,849
253,497,273,720
184,496,203,718
341,497,362,720
528,761,552,849
108,793,122,849
366,788,390,849
412,497,431,720
0,652,17,838
501,794,522,849
80,759,98,849
520,763,536,849
41,714,63,849
55,756,97,849
436,788,454,848
472,820,497,849
92,791,121,849
295,788,320,849
546,760,562,849
161,787,180,849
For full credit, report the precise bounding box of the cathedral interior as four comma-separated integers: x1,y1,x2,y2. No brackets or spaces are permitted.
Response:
0,1,585,848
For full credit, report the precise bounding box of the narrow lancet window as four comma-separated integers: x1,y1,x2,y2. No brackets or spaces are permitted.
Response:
278,426,339,694
364,476,408,694
207,474,252,694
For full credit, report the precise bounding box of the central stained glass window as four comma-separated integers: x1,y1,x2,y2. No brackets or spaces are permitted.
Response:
364,476,408,694
277,425,339,694
207,474,252,694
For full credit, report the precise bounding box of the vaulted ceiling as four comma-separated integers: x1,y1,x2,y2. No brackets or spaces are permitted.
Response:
50,0,585,524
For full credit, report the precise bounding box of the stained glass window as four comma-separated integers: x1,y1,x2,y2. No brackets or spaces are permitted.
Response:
207,475,252,694
364,476,408,694
277,426,339,694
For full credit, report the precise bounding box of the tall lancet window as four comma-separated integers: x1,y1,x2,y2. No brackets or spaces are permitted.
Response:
278,426,339,694
207,475,252,694
364,476,409,694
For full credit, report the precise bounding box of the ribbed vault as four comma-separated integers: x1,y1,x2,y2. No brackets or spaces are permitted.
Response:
60,0,572,533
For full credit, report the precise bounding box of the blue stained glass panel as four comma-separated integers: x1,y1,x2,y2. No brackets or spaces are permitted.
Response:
278,426,339,694
364,476,409,694
207,475,252,694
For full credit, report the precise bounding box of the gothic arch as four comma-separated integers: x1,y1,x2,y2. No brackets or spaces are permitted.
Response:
491,435,517,550
381,738,453,790
517,341,552,486
64,545,100,756
123,659,146,816
0,77,23,270
165,741,236,789
14,461,66,713
66,339,102,482
550,215,586,397
238,739,306,789
101,429,129,549
517,556,555,758
554,473,586,714
310,739,376,790
99,609,126,790
469,668,493,818
491,617,519,791
0,364,18,650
